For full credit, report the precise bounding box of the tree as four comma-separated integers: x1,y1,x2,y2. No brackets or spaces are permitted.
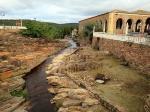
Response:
83,23,94,39
20,20,78,40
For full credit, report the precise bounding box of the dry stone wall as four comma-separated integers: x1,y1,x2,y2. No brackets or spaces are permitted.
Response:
92,37,150,75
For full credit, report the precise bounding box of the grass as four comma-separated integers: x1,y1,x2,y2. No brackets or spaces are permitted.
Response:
10,89,28,99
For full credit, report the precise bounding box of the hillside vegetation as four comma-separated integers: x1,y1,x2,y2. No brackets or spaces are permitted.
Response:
21,20,78,39
0,19,78,40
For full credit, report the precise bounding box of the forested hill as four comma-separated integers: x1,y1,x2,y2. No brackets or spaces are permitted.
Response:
0,19,78,39
0,19,78,27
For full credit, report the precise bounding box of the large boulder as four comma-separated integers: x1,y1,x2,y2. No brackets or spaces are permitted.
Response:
67,89,90,100
47,76,77,88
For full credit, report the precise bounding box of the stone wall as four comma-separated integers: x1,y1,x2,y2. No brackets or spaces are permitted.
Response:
92,37,150,75
79,13,109,34
79,10,150,36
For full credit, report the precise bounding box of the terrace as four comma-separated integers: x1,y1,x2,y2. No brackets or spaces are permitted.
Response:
93,32,150,46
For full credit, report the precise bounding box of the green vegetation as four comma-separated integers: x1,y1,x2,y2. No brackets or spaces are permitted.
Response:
95,22,103,32
21,20,78,39
83,23,94,39
10,89,28,99
0,19,16,26
82,23,102,40
0,19,78,39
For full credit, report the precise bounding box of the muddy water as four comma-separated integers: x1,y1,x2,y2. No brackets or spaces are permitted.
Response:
25,40,77,112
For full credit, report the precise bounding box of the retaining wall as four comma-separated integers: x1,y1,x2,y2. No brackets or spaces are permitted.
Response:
92,37,150,75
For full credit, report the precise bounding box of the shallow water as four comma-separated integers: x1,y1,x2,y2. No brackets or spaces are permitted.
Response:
25,39,77,112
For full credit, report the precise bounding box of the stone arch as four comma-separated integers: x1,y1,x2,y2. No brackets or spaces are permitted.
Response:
144,18,150,33
99,20,102,25
116,18,123,29
103,20,107,32
97,20,103,32
126,19,133,34
99,20,103,28
135,19,142,32
105,20,108,32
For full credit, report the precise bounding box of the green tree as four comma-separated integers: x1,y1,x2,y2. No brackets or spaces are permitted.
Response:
83,23,94,39
20,20,78,40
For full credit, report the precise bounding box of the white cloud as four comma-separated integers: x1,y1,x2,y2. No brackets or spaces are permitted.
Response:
0,0,150,23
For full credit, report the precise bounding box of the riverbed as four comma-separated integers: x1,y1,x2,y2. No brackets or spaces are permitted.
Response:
24,39,77,112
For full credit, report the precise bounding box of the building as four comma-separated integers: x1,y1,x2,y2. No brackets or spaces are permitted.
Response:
16,20,23,27
79,10,150,35
0,19,26,30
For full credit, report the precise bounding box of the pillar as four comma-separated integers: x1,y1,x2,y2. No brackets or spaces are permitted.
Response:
132,21,136,32
142,20,146,33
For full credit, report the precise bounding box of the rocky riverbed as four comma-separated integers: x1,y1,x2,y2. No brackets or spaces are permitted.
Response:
46,45,108,112
1,30,149,112
46,46,150,112
0,30,68,112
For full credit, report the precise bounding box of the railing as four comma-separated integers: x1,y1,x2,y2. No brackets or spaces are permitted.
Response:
93,32,150,46
0,26,27,30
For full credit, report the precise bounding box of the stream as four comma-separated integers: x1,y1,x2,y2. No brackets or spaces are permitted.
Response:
25,39,77,112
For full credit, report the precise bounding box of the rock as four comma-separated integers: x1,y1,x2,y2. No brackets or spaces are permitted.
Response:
48,87,57,94
47,76,77,88
47,64,53,70
57,88,90,101
62,99,82,107
82,98,99,107
95,73,105,80
96,80,105,84
95,73,110,83
58,107,68,112
144,94,150,112
0,82,8,86
68,89,88,95
53,92,68,107
58,88,73,93
67,89,90,101
47,76,63,86
58,106,85,112
0,97,25,112
53,93,69,107
53,93,68,101
0,70,13,81
45,70,51,75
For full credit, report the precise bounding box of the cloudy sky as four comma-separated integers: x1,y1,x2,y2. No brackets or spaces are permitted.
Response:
0,0,150,23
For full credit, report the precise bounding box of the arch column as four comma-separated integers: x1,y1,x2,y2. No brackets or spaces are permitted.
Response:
122,20,127,34
142,20,146,33
125,22,128,35
103,22,105,32
130,20,134,32
132,21,136,32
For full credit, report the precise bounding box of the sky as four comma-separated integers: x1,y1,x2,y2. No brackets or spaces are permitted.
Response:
0,0,150,23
